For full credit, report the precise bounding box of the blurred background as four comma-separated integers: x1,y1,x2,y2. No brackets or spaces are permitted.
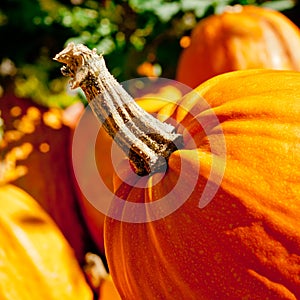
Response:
0,0,299,108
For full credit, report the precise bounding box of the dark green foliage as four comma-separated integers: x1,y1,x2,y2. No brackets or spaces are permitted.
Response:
0,0,296,107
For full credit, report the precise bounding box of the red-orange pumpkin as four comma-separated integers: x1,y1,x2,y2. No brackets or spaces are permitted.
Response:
55,44,300,299
0,94,93,262
176,5,300,88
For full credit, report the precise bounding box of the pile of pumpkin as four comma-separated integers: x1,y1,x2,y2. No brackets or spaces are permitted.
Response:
1,5,300,300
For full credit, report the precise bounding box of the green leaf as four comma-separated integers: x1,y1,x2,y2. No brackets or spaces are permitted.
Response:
261,0,295,11
129,0,181,22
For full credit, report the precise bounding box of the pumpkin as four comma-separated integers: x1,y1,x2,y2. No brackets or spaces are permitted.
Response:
55,44,300,299
98,276,121,300
176,5,300,88
0,183,93,300
0,94,94,262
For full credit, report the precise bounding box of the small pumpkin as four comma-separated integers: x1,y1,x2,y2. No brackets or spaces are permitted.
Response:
84,252,122,300
98,276,121,300
0,94,93,262
0,183,93,300
56,43,300,299
176,5,300,88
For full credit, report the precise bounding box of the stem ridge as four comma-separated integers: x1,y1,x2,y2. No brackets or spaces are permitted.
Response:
55,43,184,175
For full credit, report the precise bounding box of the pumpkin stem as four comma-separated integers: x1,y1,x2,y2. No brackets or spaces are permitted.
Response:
84,252,108,292
54,43,184,175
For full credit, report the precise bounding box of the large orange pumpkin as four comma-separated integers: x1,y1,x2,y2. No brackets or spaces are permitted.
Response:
0,183,93,300
176,5,300,88
105,71,300,300
56,44,300,299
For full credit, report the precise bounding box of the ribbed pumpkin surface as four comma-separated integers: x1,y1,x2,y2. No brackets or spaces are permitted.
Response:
105,70,300,299
176,5,300,88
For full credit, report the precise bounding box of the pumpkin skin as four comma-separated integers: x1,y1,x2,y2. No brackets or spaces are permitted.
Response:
98,276,121,300
176,5,300,88
104,70,300,299
0,94,94,262
0,183,93,300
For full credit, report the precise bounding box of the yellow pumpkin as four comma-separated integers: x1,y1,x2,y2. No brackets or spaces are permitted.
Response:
0,183,93,300
176,5,300,88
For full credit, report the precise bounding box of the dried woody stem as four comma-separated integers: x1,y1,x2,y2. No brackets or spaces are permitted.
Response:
54,43,183,175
